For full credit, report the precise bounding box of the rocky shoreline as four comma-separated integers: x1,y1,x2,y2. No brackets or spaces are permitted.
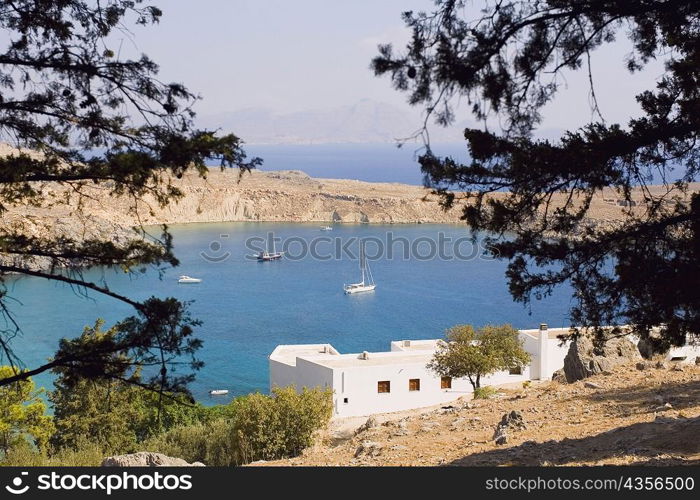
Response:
2,165,698,272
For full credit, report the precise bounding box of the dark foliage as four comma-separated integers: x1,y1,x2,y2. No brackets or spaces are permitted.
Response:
0,1,260,390
374,1,700,348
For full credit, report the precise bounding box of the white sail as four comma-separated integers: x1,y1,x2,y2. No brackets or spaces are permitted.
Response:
344,241,376,294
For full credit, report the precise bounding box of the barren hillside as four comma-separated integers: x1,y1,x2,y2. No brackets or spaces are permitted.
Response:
261,362,700,466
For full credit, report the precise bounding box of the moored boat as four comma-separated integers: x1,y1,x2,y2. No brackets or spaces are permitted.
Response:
344,242,376,294
178,275,202,284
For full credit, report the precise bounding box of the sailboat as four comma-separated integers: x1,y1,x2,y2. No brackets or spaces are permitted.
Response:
257,237,283,261
344,242,376,294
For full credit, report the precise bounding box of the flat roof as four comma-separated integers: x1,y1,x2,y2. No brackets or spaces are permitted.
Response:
310,351,432,369
391,339,440,351
269,344,338,367
519,329,570,340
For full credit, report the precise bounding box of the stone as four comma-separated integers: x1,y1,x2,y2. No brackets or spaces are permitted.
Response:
636,362,648,371
450,418,466,429
653,403,673,412
499,410,527,431
695,356,700,366
355,415,378,434
419,422,439,433
672,364,684,372
354,441,383,458
493,428,508,445
562,335,641,382
584,381,602,389
655,360,666,369
493,410,525,445
551,369,567,384
101,452,204,467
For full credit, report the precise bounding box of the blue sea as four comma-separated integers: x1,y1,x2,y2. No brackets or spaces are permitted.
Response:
246,142,470,185
3,222,574,404
245,142,685,186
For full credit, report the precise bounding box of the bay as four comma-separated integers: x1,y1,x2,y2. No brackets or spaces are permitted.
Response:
3,222,573,404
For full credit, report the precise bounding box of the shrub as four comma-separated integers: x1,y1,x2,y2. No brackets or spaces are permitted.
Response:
145,386,332,465
473,386,499,400
1,438,104,467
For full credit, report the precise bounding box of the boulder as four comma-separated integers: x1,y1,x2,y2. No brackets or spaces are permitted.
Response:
493,410,526,445
101,452,204,467
493,428,508,445
636,362,649,371
561,335,640,383
355,415,379,435
695,356,700,366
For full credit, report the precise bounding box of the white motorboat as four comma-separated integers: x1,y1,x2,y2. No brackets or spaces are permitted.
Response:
178,275,202,284
209,389,229,396
344,242,376,294
320,226,333,231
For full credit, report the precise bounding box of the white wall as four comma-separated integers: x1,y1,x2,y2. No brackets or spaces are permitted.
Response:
332,361,470,418
269,357,333,393
330,361,531,418
545,339,571,379
667,343,700,362
521,333,541,379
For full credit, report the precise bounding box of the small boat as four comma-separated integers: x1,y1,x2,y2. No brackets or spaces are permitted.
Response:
257,250,283,261
320,226,333,231
344,242,376,294
178,275,202,284
257,238,283,261
209,389,229,396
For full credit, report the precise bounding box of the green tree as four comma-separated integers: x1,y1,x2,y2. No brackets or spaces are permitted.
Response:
0,1,260,390
427,324,530,390
0,366,54,454
373,1,700,350
49,320,206,453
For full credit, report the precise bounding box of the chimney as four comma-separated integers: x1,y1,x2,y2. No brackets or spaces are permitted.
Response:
360,351,370,360
403,340,411,348
539,323,549,380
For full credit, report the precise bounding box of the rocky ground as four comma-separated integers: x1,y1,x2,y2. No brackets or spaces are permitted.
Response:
261,361,700,466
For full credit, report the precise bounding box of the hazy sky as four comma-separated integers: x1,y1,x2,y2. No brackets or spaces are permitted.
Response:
123,0,665,133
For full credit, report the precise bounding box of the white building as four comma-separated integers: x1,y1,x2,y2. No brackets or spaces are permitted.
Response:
269,324,700,418
270,324,573,418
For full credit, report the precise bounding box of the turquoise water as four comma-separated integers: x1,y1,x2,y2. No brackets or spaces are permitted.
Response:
3,223,573,403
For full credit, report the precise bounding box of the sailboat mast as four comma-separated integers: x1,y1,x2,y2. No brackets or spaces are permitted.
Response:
359,242,365,284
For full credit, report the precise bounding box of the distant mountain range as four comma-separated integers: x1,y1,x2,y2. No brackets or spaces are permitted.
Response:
199,99,470,145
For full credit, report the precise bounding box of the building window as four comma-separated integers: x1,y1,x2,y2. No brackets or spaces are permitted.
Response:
409,378,420,391
377,381,390,393
441,376,452,389
343,397,348,404
509,366,523,375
